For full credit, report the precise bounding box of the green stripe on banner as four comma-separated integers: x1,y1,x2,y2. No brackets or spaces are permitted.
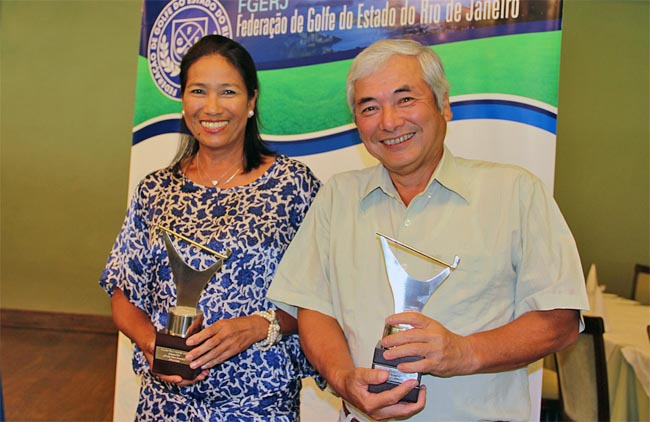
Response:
438,31,561,106
257,59,352,135
132,30,560,135
133,56,181,125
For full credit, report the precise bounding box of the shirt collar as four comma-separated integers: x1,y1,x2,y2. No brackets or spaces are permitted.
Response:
432,146,470,202
361,163,397,201
361,145,470,204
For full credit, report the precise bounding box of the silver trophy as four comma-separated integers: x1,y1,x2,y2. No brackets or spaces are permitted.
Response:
368,233,460,402
152,226,231,379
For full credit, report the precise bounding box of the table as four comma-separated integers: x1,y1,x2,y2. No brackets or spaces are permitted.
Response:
591,293,650,421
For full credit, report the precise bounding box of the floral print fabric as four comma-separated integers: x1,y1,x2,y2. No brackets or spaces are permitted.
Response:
100,155,321,421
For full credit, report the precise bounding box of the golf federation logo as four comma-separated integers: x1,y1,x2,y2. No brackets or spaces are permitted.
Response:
148,0,232,100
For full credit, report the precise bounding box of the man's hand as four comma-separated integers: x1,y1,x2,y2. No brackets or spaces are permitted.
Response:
298,308,426,420
381,309,580,376
380,312,477,377
336,367,426,421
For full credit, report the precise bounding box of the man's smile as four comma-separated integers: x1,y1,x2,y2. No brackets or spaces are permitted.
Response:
381,132,414,146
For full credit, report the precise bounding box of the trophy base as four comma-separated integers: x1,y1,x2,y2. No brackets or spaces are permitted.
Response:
152,331,201,380
368,345,422,403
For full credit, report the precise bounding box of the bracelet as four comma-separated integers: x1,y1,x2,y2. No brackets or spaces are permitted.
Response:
253,309,282,351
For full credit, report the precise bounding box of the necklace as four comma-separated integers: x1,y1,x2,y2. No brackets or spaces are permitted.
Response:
195,155,242,187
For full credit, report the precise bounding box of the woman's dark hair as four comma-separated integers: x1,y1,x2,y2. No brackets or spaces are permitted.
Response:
171,35,274,173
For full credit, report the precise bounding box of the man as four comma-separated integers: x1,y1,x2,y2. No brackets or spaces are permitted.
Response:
268,39,588,421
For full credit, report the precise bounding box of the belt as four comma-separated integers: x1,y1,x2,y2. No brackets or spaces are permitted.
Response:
342,402,361,422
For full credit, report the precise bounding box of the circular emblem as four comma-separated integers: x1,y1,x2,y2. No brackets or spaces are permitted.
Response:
148,0,233,100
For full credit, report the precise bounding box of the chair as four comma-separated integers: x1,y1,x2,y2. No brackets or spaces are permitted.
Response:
632,263,650,305
540,356,561,421
554,316,609,421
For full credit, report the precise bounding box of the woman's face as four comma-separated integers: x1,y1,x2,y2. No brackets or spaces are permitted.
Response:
182,54,257,154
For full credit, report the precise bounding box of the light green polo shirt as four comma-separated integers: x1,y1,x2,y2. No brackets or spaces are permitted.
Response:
268,147,589,421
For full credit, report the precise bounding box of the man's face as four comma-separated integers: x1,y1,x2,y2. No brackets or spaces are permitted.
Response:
353,55,452,181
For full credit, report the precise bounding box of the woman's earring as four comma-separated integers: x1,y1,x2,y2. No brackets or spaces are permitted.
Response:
182,109,185,116
248,110,254,118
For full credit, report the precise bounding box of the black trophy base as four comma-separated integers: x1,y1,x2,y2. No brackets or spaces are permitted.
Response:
368,345,422,403
152,331,201,380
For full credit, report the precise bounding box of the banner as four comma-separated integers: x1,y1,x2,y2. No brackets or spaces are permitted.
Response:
116,0,564,420
129,0,562,192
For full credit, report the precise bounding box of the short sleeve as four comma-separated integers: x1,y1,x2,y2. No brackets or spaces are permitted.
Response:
268,181,336,318
514,175,589,318
99,179,155,314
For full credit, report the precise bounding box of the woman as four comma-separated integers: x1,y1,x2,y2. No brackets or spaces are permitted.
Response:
100,35,321,420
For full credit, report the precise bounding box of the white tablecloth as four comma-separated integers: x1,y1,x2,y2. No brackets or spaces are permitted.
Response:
590,293,650,421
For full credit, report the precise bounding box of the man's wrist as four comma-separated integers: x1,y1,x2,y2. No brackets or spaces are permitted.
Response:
328,366,354,400
461,334,482,375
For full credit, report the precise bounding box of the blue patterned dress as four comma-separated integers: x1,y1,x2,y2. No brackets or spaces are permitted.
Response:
100,155,322,421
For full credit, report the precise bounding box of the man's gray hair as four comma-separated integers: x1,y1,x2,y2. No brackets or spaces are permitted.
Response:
346,39,450,113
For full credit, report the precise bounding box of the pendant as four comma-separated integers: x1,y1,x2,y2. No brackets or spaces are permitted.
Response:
211,180,218,186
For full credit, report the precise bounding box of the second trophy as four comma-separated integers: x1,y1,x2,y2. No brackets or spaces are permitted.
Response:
368,233,460,402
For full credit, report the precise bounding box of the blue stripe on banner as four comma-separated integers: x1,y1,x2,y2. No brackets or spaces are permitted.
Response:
133,119,183,145
451,100,557,135
132,100,556,156
267,131,363,156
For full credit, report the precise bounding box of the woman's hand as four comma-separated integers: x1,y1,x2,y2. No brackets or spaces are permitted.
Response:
111,288,209,386
184,315,269,370
141,337,210,386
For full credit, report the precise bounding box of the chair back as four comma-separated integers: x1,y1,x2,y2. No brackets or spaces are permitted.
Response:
555,315,609,422
632,264,650,305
